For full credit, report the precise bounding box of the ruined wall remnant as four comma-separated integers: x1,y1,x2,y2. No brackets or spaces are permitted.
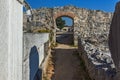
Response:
77,2,120,80
78,38,116,80
23,4,120,80
23,6,113,46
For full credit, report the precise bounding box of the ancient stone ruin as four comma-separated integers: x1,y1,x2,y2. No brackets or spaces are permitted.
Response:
23,5,113,46
23,5,118,80
1,0,120,80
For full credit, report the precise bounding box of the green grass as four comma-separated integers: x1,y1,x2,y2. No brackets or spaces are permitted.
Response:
37,29,51,33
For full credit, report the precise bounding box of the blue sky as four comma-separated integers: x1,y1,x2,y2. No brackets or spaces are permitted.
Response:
27,0,119,26
62,17,73,26
28,0,118,12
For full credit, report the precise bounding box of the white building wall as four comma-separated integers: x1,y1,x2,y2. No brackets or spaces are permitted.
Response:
38,44,45,65
23,33,49,80
0,0,23,80
0,0,9,80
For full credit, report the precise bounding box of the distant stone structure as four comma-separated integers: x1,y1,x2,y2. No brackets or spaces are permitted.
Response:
61,26,73,32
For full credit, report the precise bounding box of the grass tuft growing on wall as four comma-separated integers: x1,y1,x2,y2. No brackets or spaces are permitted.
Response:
33,29,51,33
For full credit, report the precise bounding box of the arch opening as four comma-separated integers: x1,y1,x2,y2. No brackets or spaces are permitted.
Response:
55,16,74,45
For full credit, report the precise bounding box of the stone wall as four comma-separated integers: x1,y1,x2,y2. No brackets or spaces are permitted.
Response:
23,33,49,80
77,9,117,78
23,6,113,46
0,0,23,80
23,5,116,79
77,2,120,80
78,38,116,80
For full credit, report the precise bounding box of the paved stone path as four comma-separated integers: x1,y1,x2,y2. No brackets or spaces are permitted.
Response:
52,44,87,80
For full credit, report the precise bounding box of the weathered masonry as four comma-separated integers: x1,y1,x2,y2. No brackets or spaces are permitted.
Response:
77,2,120,80
24,5,113,46
1,0,119,79
23,5,120,80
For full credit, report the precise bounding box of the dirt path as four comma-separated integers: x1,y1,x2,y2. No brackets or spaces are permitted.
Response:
51,44,90,80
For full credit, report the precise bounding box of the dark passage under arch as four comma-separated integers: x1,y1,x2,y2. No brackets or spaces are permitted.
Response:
56,16,74,45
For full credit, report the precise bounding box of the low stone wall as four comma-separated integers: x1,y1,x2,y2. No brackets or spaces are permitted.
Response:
23,33,49,80
78,38,117,80
77,2,120,80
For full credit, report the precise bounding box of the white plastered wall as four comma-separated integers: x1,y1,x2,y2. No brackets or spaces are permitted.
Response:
0,0,23,80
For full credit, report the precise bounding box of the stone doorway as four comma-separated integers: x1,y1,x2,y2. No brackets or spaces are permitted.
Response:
55,16,74,45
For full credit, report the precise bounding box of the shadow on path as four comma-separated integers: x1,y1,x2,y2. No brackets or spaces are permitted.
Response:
56,34,73,45
52,45,91,80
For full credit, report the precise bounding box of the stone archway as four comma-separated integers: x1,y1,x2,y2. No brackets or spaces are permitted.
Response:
54,12,76,19
53,12,77,45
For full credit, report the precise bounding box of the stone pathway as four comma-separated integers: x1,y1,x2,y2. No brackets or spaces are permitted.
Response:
52,44,91,80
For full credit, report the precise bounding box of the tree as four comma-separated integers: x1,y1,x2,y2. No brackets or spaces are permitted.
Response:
56,17,65,30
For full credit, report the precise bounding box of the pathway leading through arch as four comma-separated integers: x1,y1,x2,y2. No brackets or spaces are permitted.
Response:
51,43,91,80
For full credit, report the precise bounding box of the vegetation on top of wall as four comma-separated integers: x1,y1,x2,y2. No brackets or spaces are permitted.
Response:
32,28,56,49
50,42,58,49
32,29,51,33
56,17,65,30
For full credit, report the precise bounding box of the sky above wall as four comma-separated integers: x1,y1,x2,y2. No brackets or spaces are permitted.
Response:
27,0,119,26
28,0,118,12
